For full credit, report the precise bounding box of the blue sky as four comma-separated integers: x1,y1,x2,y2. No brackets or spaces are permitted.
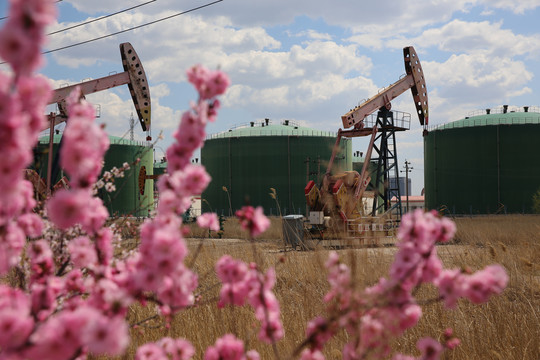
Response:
1,0,539,195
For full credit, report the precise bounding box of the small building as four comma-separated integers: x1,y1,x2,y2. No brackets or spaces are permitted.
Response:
391,195,425,214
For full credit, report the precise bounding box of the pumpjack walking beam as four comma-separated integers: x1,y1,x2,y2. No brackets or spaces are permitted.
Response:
44,42,152,193
309,46,428,225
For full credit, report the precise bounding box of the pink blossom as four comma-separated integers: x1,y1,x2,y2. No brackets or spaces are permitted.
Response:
420,249,443,284
26,314,82,360
417,337,443,360
69,236,98,269
204,334,246,360
28,239,54,282
245,350,260,360
0,180,36,222
390,242,422,286
235,206,270,238
162,164,211,197
462,264,508,304
82,315,129,355
248,267,284,343
0,286,33,351
324,251,352,304
300,349,326,360
0,0,55,75
46,188,89,230
0,310,34,350
0,22,41,76
445,337,461,349
155,266,198,309
437,217,456,243
434,269,464,308
359,314,384,352
165,143,192,173
186,65,210,92
81,197,109,234
197,212,220,231
30,277,64,320
158,337,195,360
61,119,109,189
186,65,230,100
9,0,57,27
16,75,52,129
215,255,250,307
95,228,113,265
173,111,206,152
397,304,422,331
16,213,43,238
64,269,85,293
305,316,335,350
392,355,416,360
87,278,133,317
136,343,167,360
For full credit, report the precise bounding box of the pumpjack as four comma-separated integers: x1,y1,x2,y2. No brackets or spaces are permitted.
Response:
27,42,151,199
305,46,428,241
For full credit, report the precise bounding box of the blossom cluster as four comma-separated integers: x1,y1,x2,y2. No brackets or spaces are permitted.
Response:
216,254,284,344
0,0,230,356
204,334,260,360
299,209,508,360
0,0,56,274
45,88,110,236
95,161,131,193
235,205,271,238
136,337,195,360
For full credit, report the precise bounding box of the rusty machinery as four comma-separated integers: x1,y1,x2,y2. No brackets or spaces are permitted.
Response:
29,42,152,198
305,46,428,239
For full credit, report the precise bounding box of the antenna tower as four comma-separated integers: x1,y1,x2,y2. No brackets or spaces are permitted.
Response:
129,112,135,141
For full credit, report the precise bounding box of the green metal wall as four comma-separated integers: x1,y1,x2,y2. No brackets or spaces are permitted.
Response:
101,141,154,217
33,135,154,217
424,124,540,214
202,135,352,216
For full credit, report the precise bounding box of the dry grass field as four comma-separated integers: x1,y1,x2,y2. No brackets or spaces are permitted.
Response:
123,215,540,359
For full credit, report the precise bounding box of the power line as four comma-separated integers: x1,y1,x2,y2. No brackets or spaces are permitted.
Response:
48,0,157,36
43,0,224,55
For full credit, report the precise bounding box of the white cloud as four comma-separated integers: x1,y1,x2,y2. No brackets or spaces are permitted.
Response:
423,54,533,100
478,0,540,14
411,19,540,57
150,83,170,98
292,30,333,41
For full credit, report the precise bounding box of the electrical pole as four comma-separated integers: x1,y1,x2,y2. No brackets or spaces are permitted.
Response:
401,160,413,213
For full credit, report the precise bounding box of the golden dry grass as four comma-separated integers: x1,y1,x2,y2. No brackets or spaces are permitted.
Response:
122,215,540,359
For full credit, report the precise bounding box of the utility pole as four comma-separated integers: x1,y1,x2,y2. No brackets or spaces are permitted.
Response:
401,160,413,213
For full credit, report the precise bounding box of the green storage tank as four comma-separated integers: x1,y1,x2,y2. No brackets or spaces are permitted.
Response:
33,134,154,217
202,119,352,216
424,106,540,214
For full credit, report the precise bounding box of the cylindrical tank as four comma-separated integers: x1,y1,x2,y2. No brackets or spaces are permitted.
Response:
33,134,154,217
202,120,352,216
424,106,540,214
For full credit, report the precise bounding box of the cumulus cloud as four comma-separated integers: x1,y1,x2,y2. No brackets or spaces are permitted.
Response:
411,19,540,57
479,0,540,14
